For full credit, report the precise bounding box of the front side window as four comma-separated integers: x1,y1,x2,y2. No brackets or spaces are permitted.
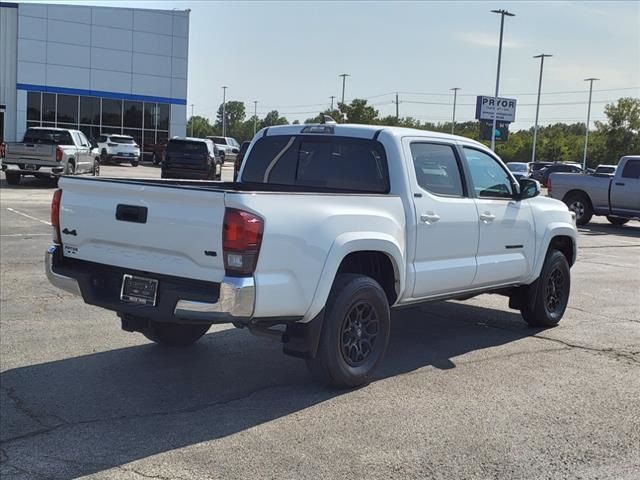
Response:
463,147,513,198
621,159,640,179
410,143,464,197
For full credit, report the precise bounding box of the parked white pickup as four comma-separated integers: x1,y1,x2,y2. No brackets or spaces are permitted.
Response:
45,123,578,387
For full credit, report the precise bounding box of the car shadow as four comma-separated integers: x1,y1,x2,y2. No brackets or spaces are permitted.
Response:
579,221,640,239
0,301,538,478
0,176,57,189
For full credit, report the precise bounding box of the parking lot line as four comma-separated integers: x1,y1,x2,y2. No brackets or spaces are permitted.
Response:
5,207,52,226
0,233,51,237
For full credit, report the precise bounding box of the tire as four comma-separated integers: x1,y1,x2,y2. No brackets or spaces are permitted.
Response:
160,169,167,179
215,162,222,181
306,274,390,388
152,152,159,165
5,172,21,185
520,249,571,328
130,160,139,167
142,322,210,347
93,159,100,176
100,149,108,164
564,192,593,226
606,216,629,226
65,160,75,176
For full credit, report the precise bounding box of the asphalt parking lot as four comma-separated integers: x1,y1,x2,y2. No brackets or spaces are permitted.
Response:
1,164,639,480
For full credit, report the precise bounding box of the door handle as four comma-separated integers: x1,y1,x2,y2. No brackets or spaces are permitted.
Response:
479,212,496,223
615,182,625,186
420,212,440,224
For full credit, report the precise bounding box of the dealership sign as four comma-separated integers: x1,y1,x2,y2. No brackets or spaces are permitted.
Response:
475,96,517,122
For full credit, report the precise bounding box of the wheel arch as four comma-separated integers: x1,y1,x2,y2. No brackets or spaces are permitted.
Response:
530,225,577,283
562,189,593,208
303,234,405,322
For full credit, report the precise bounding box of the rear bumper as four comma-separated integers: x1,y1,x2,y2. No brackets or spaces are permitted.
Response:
162,167,211,179
3,163,63,176
45,245,254,323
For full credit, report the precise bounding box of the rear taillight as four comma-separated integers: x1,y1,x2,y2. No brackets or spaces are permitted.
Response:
55,146,63,162
223,208,264,276
51,189,62,244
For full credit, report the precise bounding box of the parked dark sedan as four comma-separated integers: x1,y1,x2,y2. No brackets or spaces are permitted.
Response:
534,163,583,187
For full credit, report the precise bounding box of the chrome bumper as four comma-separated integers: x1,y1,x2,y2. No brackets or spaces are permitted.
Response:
45,245,255,322
45,245,82,296
174,276,255,322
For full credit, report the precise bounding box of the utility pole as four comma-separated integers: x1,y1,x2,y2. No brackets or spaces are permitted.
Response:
583,77,599,170
339,73,350,105
531,54,552,163
450,88,461,134
221,86,228,137
490,9,515,151
394,92,400,120
329,96,336,111
253,100,258,135
189,104,194,137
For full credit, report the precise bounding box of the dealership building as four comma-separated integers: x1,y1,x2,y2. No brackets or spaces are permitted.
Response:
0,1,189,153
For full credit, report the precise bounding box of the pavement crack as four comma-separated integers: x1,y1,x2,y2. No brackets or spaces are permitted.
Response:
117,465,191,480
0,381,296,446
1,385,53,431
531,334,640,365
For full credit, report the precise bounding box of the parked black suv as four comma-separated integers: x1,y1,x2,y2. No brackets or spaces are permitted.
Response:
234,141,250,180
161,137,222,180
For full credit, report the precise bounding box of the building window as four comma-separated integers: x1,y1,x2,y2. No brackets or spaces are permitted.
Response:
158,104,170,131
56,95,79,125
102,99,122,127
123,101,143,128
42,94,56,122
80,97,100,125
27,92,41,121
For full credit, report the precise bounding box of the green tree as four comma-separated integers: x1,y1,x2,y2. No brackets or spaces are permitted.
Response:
595,97,640,164
215,101,246,138
339,99,378,124
186,115,215,138
261,110,289,127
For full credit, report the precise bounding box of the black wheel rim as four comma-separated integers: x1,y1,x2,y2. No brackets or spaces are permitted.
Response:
340,301,379,367
545,267,566,314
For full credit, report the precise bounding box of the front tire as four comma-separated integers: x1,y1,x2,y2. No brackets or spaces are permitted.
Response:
564,192,593,226
93,159,100,176
65,160,75,176
306,274,390,388
520,249,571,328
142,322,210,347
606,216,629,226
5,172,21,185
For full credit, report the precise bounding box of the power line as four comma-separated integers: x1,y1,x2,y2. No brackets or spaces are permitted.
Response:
397,86,639,97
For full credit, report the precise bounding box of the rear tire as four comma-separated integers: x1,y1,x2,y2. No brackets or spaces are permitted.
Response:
606,216,629,226
520,249,571,328
306,274,390,388
93,159,100,176
64,160,75,176
5,173,21,185
564,192,593,226
142,322,210,347
130,159,139,167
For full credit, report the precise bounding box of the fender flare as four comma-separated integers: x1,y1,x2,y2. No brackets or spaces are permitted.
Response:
527,223,577,283
303,232,405,322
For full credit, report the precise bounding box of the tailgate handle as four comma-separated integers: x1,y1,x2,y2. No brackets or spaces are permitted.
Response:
116,204,148,224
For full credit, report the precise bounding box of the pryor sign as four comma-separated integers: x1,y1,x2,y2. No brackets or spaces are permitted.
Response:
475,96,517,122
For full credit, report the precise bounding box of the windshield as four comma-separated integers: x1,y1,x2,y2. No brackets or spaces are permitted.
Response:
110,136,135,144
507,163,528,172
167,140,208,153
210,137,228,145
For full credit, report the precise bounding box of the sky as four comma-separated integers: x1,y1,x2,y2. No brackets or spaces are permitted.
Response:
18,0,640,131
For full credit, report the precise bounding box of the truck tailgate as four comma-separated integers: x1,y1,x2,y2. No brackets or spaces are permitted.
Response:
58,177,226,283
5,143,57,164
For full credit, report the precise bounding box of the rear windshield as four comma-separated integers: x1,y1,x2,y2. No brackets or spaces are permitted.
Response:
167,140,207,154
23,129,73,145
210,137,227,145
507,163,527,172
242,135,390,193
110,136,135,144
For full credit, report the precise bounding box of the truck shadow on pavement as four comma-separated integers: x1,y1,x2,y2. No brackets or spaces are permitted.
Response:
0,301,539,478
0,176,57,189
578,222,640,240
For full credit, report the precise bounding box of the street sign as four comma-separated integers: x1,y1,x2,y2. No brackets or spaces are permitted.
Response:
480,120,509,141
475,96,517,122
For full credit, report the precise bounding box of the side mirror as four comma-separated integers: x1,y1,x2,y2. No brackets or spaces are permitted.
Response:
517,178,540,200
231,148,239,154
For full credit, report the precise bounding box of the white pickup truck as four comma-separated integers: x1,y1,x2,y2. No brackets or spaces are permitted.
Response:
2,127,99,185
46,124,577,387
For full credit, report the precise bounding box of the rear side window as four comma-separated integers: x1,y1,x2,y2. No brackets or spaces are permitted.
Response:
23,129,73,145
410,143,464,197
242,135,389,193
110,136,135,144
167,140,207,154
621,159,640,179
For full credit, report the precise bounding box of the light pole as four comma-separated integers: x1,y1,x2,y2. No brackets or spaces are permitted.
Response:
583,77,599,170
189,103,194,137
395,92,400,120
253,100,258,135
531,53,552,163
339,73,350,105
450,87,461,134
221,86,228,137
330,95,335,111
490,9,515,151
